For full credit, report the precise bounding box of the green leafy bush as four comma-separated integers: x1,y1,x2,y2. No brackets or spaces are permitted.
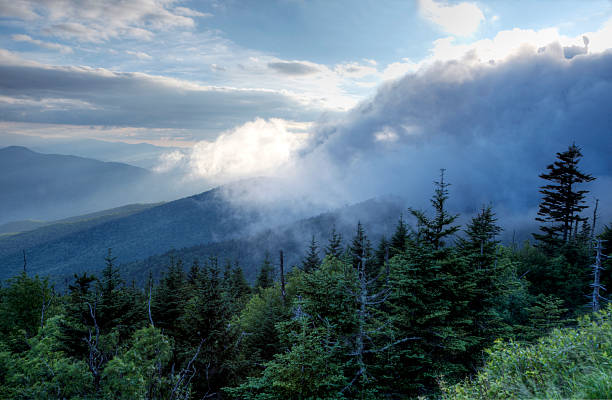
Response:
443,306,612,399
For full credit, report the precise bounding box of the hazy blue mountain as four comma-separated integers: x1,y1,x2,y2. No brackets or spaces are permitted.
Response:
0,146,151,223
0,174,405,285
0,178,321,282
0,134,177,169
122,197,405,284
0,202,161,239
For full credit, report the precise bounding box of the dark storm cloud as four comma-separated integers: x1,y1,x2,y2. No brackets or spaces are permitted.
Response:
291,44,612,229
0,61,321,137
267,61,320,76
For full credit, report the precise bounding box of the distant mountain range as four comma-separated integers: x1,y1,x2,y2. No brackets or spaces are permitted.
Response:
0,146,152,223
0,174,405,285
0,134,177,169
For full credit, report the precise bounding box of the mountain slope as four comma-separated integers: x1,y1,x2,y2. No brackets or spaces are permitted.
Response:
0,178,318,282
0,146,151,223
0,203,162,236
121,197,405,284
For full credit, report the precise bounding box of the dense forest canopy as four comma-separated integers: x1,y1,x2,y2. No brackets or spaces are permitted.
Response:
0,143,610,399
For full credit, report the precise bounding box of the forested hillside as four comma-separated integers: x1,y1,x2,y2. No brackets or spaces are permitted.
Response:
0,178,316,282
0,144,610,399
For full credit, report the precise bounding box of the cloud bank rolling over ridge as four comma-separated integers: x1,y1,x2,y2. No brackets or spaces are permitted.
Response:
169,37,612,235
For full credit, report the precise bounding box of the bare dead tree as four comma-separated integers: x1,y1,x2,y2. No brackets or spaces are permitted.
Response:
280,250,286,304
169,338,205,400
148,272,155,328
590,239,608,312
591,198,599,241
23,250,27,274
40,285,53,329
340,239,419,396
85,299,105,390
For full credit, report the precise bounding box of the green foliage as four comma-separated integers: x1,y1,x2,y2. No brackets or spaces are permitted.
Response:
443,306,612,400
409,169,460,250
0,271,56,351
102,326,173,400
255,253,275,290
0,315,94,400
325,226,343,259
227,309,347,400
301,235,321,273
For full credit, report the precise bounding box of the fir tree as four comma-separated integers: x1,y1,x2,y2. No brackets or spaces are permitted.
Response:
458,205,502,268
389,214,408,258
534,143,595,246
302,235,321,273
410,169,460,250
325,225,343,259
255,253,275,290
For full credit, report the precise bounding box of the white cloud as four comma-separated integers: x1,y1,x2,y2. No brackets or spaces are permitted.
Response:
11,34,73,53
173,7,212,18
334,62,378,78
186,118,310,182
126,50,153,60
418,0,485,36
5,0,200,43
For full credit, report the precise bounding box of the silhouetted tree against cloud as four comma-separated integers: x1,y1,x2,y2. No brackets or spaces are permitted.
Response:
534,143,595,247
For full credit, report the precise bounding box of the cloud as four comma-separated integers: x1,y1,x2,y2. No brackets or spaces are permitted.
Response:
3,0,200,43
279,42,612,225
268,61,320,76
126,50,153,60
0,55,324,139
160,118,310,182
173,7,212,18
11,34,73,54
419,0,484,36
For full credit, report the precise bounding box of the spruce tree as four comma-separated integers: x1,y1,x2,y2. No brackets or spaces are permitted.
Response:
410,169,459,250
534,143,595,246
255,253,275,290
325,226,343,259
458,205,502,268
389,214,408,258
302,235,321,273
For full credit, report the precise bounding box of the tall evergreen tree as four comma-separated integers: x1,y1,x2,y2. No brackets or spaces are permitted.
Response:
390,214,408,258
534,143,595,245
410,169,459,250
302,235,321,273
255,253,275,290
325,226,343,259
458,205,502,268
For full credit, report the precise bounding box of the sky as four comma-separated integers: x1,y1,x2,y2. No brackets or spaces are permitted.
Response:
1,0,612,224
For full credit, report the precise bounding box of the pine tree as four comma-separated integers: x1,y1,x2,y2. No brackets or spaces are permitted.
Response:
534,143,595,246
302,235,321,273
458,205,502,268
389,214,408,258
410,169,459,250
325,226,343,259
255,253,275,290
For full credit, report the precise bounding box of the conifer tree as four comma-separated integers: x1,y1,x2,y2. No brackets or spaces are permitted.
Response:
325,226,343,259
389,214,408,258
458,205,502,268
302,235,321,273
534,143,595,245
255,253,275,290
410,169,459,250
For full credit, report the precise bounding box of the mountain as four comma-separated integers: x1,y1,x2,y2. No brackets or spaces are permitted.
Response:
0,175,405,285
0,146,151,223
0,202,161,242
0,178,323,282
0,133,177,169
122,197,405,284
